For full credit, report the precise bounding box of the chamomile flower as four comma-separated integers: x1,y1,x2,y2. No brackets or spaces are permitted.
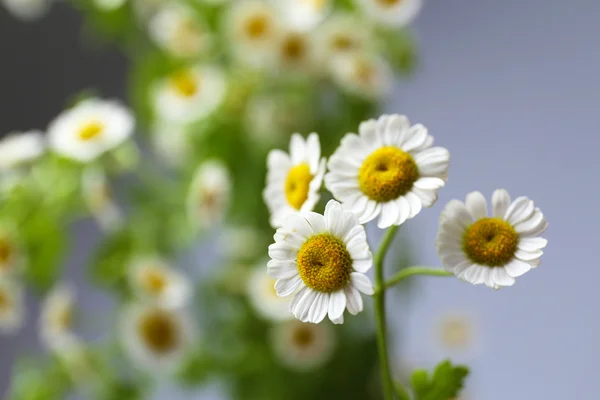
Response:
274,29,317,73
149,4,211,58
436,190,548,289
82,167,122,233
268,200,374,324
330,52,393,99
435,312,477,353
218,226,263,261
276,0,332,32
1,0,50,20
315,14,373,64
263,133,325,228
247,264,292,321
0,226,25,277
48,98,135,163
356,0,422,28
39,284,77,351
150,123,191,169
0,278,24,334
271,319,335,370
127,256,191,309
186,160,232,229
120,303,194,372
225,0,281,68
152,65,228,123
325,114,450,228
0,131,45,172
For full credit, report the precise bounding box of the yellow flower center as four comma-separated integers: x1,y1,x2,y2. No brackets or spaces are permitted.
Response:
376,0,402,7
331,34,354,51
170,70,199,98
245,15,270,39
284,163,313,210
359,146,419,202
462,218,519,267
0,289,10,311
53,305,73,331
292,324,315,348
302,0,326,10
297,233,352,293
78,121,104,141
281,34,307,62
141,268,168,295
0,237,13,266
138,309,180,354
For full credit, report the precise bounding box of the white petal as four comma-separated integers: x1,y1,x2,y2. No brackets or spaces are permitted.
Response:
352,258,373,274
275,275,302,297
440,200,473,228
289,134,306,165
504,197,534,225
346,235,371,260
385,114,410,146
412,187,438,208
305,133,321,172
401,124,429,152
504,259,531,278
394,196,410,225
344,284,363,315
308,292,329,324
268,242,297,261
491,189,511,218
463,265,488,285
350,272,374,295
327,290,346,322
518,237,548,252
413,177,445,190
515,248,543,261
465,191,488,220
331,314,344,325
294,289,317,322
452,260,473,276
514,209,547,237
441,253,469,269
289,286,309,314
404,191,422,218
282,213,314,239
324,200,354,238
304,212,327,234
377,202,399,229
274,229,304,249
267,260,298,279
490,267,515,288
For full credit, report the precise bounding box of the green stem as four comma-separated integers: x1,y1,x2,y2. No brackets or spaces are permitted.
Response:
378,267,453,294
373,225,399,400
394,381,412,400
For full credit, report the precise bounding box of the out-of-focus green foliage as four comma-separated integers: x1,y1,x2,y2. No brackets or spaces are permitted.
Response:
411,360,469,400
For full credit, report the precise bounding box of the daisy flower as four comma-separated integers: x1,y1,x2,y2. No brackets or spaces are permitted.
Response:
0,278,24,334
268,200,374,324
120,303,194,372
436,189,548,289
149,4,211,59
225,0,281,68
274,29,317,74
356,0,422,28
218,225,263,261
263,133,325,228
325,114,450,228
435,312,477,352
276,0,332,32
127,256,191,309
152,65,228,123
1,0,50,20
0,131,45,172
150,122,190,169
82,167,122,233
0,226,25,277
48,98,135,163
271,319,335,370
39,284,77,351
330,52,393,99
186,160,232,229
247,264,292,322
315,14,373,65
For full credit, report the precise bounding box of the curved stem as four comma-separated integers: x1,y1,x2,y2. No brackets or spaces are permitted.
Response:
378,267,453,294
373,225,399,400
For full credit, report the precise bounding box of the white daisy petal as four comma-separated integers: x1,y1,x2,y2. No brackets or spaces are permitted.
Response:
267,260,298,279
440,200,473,228
504,259,532,278
350,272,374,295
343,284,363,315
490,268,515,288
504,197,534,225
414,177,445,190
275,275,303,297
308,292,329,324
518,237,548,252
289,286,310,315
304,212,327,234
514,209,547,237
327,290,346,321
378,202,399,229
465,191,488,220
492,189,511,218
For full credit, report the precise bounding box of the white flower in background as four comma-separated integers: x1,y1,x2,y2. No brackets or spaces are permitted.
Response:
325,114,450,228
132,0,165,22
0,278,24,334
330,52,393,99
150,123,191,169
0,131,45,172
247,264,292,321
93,0,125,11
48,98,135,163
127,256,191,309
120,303,194,372
436,190,548,289
0,226,25,277
356,0,422,28
39,284,77,351
54,339,99,390
263,133,325,228
435,312,476,352
268,200,374,324
274,29,317,73
149,4,211,58
225,0,281,68
271,319,335,370
276,0,332,32
186,160,232,229
218,226,263,261
1,0,50,20
153,65,228,123
82,167,122,233
315,14,373,64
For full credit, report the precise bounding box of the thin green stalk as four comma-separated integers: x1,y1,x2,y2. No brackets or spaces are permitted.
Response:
378,267,453,294
394,381,412,400
373,225,399,400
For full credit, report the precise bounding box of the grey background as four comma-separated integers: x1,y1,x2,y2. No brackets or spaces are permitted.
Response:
1,0,599,399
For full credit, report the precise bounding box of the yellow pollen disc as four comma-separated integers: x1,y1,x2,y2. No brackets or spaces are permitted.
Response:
141,268,168,295
245,15,269,39
170,70,199,98
138,310,179,354
78,121,104,141
462,218,519,267
354,58,376,85
0,290,10,311
54,306,73,331
0,238,13,266
297,233,352,293
281,34,307,62
331,34,354,51
359,146,419,202
292,325,315,348
302,0,326,10
376,0,402,6
284,163,313,210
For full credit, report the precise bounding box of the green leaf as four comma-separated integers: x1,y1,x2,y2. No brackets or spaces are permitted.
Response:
90,228,134,288
411,360,469,400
